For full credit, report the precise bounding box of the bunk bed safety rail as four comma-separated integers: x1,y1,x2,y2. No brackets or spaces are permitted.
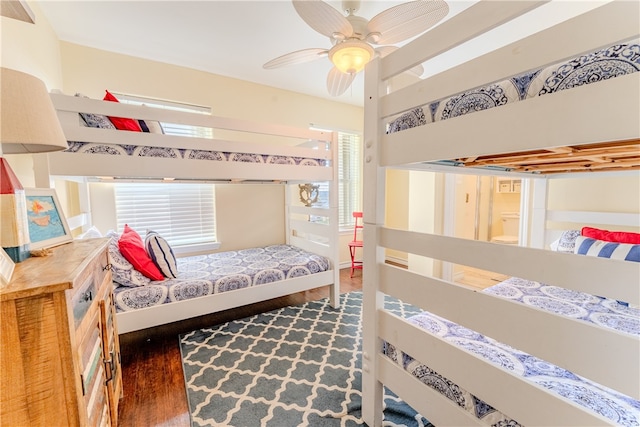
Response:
49,93,335,182
379,1,639,118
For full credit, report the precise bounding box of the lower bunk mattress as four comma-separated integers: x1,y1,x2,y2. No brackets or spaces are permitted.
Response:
113,244,330,313
383,277,640,426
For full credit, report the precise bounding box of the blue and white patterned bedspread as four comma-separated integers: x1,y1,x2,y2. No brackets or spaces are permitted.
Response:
384,277,640,426
387,40,640,136
64,142,328,167
114,244,330,312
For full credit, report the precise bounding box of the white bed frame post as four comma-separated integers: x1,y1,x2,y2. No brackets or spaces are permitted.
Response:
329,131,341,308
285,131,341,309
528,177,548,249
362,56,385,427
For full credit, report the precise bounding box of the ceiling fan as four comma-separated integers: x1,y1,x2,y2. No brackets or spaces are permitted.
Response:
263,0,449,96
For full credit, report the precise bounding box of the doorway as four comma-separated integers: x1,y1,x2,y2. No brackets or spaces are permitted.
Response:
444,173,524,289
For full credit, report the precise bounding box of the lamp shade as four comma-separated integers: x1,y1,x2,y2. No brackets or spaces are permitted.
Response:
0,67,68,154
329,41,374,75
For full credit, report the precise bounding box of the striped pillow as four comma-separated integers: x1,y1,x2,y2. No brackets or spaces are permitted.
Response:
145,230,178,278
574,236,640,262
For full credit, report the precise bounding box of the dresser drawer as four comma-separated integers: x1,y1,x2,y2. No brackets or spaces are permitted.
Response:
71,246,110,328
72,275,97,328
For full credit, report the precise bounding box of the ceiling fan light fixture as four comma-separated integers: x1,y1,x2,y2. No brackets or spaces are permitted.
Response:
329,40,374,74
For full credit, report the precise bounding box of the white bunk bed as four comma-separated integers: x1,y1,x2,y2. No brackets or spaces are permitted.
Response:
47,93,340,334
362,1,639,426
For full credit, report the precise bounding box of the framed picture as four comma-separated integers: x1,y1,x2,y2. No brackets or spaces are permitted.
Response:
0,248,15,287
25,188,73,250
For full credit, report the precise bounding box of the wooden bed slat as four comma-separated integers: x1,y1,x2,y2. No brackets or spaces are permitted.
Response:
461,140,640,167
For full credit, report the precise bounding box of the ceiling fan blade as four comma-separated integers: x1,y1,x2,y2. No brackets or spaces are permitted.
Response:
375,46,423,76
293,0,353,39
327,67,355,96
366,0,449,45
263,48,328,69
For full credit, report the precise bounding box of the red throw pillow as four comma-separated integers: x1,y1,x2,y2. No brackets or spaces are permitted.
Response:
581,226,640,244
103,90,142,132
118,224,164,280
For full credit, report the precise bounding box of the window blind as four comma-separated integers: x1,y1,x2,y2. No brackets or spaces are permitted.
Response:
114,183,216,247
113,93,213,139
338,131,363,228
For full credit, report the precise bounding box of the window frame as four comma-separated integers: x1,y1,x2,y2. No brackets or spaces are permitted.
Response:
337,130,363,230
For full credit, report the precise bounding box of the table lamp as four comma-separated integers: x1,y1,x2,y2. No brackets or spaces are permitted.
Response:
0,67,68,262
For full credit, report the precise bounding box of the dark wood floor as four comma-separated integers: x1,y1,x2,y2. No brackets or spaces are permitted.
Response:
117,268,363,427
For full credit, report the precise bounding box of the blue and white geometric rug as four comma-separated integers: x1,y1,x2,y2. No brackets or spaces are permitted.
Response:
179,291,433,427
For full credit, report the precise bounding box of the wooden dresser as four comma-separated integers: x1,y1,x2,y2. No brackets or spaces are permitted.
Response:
1,238,122,426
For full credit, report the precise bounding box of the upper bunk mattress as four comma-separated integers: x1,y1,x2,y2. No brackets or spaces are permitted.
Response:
385,40,640,174
388,40,640,133
383,277,640,426
65,141,328,167
113,244,330,313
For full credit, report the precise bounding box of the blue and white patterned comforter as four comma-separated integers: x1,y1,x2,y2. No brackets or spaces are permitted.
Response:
387,40,640,143
64,141,328,167
384,277,640,426
114,244,330,312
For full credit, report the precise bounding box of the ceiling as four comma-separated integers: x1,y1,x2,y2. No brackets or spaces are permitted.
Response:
35,1,608,107
35,0,478,106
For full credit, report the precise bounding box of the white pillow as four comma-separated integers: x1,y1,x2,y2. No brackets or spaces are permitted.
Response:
146,120,164,134
145,230,178,278
77,226,103,239
550,230,581,253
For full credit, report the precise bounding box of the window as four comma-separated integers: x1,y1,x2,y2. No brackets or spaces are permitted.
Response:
112,92,213,139
307,128,362,229
338,131,363,228
114,183,216,249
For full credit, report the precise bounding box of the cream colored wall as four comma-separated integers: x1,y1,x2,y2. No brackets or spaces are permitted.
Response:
547,174,640,232
548,175,640,213
214,184,285,251
385,169,409,264
0,2,62,88
407,171,443,276
454,175,477,240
